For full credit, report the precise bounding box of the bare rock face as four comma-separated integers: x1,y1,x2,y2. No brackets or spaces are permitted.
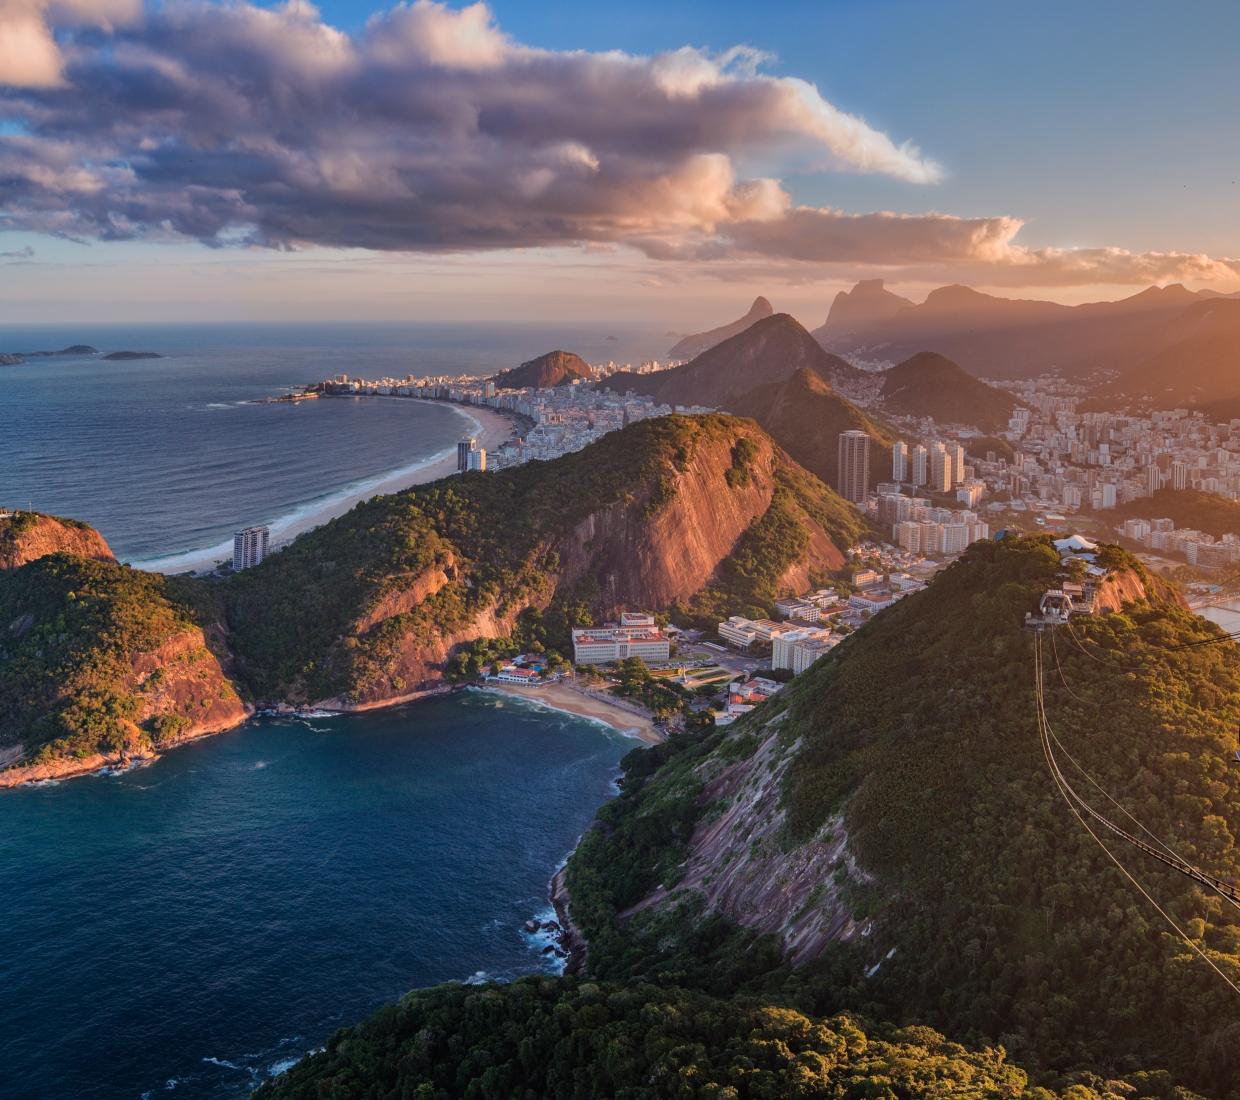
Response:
1092,566,1188,616
0,513,116,570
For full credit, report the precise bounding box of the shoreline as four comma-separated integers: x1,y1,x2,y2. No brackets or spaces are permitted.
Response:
139,401,516,576
479,681,662,744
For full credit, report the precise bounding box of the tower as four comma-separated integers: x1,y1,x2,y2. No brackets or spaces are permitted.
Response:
911,445,928,487
892,441,908,483
457,436,477,472
837,431,871,504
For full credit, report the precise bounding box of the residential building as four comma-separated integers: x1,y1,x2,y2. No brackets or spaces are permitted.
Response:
232,526,269,571
457,436,478,471
892,441,908,482
773,597,821,622
853,568,883,588
772,627,830,668
946,443,966,486
791,637,836,674
466,448,487,472
1100,482,1117,509
1172,461,1189,491
929,443,951,492
837,431,871,504
911,445,928,487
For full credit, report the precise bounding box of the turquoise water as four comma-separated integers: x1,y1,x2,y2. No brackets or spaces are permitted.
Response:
0,691,632,1100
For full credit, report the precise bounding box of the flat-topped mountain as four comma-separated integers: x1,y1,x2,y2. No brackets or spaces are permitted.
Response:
878,351,1016,431
668,295,773,357
494,349,593,389
615,314,864,410
729,367,900,490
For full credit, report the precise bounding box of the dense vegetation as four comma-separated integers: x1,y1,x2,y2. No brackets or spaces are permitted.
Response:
0,555,221,760
781,535,1240,1094
877,352,1016,432
1104,488,1240,540
730,367,900,492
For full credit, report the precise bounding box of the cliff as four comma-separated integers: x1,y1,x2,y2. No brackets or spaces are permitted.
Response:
0,554,248,784
0,512,116,570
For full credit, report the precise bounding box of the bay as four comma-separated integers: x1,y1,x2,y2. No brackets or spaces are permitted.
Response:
0,321,670,565
0,690,632,1100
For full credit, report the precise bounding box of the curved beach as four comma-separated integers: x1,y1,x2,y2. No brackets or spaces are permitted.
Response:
144,402,515,574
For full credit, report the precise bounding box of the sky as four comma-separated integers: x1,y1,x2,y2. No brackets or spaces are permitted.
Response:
2,0,1240,325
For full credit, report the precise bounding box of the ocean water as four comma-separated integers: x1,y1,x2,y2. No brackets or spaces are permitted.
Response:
0,321,670,564
0,691,633,1100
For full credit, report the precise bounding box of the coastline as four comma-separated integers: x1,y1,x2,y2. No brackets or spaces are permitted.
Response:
141,402,516,576
480,680,662,744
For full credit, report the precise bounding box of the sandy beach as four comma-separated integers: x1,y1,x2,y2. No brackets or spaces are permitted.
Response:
482,681,662,744
148,401,516,575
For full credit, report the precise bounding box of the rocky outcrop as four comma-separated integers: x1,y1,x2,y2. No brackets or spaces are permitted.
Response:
618,717,867,965
1094,565,1189,615
494,350,593,390
0,513,116,570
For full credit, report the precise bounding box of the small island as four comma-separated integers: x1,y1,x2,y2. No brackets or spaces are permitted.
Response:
102,351,163,360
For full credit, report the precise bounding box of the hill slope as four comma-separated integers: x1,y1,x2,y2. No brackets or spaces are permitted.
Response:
878,351,1016,431
814,278,914,337
668,295,773,357
494,349,594,389
0,512,116,570
1103,487,1240,540
729,367,900,490
616,314,865,410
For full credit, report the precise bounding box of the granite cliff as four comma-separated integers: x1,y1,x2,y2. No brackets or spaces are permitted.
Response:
0,512,117,570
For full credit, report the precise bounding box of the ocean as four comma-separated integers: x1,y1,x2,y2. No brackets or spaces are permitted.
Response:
0,321,669,1099
0,692,633,1100
0,321,671,566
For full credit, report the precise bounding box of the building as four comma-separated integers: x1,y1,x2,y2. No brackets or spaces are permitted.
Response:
717,616,797,650
929,443,951,492
571,612,669,664
1146,464,1162,495
492,666,540,684
837,431,871,504
232,526,269,571
892,441,908,482
773,597,821,622
466,448,487,472
1100,482,1117,509
911,445,928,487
852,569,882,588
894,520,922,552
791,637,836,674
457,436,478,471
772,627,835,670
1172,461,1189,491
946,443,965,486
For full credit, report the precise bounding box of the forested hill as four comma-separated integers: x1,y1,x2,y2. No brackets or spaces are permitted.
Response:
1103,487,1240,540
729,367,901,491
1,415,865,775
877,350,1016,431
257,534,1240,1099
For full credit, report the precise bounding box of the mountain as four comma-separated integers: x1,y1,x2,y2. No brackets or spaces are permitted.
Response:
668,295,773,358
1083,299,1240,416
877,351,1016,431
1104,488,1240,540
614,314,865,410
816,278,913,337
0,512,116,570
1,415,863,781
260,535,1234,1100
493,349,594,389
730,367,900,490
815,281,1209,380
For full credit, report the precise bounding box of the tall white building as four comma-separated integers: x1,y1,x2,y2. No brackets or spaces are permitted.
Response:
929,443,951,492
837,431,871,504
946,443,965,486
233,526,269,571
457,436,478,471
466,448,487,472
911,445,928,487
892,441,908,482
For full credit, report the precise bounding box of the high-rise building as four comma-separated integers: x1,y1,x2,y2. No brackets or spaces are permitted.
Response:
466,448,487,472
892,441,908,483
1146,464,1161,495
1101,483,1118,509
945,443,965,486
457,436,478,472
837,431,870,504
1171,461,1189,491
929,443,950,492
911,445,928,487
484,381,496,399
232,526,269,571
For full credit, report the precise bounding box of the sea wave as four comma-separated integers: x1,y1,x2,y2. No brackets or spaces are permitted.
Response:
131,404,482,573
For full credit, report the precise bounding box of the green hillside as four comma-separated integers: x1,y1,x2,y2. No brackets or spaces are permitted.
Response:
878,351,1016,431
1104,488,1240,540
730,366,901,490
493,349,594,389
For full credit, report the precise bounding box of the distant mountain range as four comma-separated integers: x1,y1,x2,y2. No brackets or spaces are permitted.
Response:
667,296,773,358
494,349,593,389
814,281,1235,381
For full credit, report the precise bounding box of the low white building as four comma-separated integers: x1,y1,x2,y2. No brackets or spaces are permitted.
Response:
571,611,670,664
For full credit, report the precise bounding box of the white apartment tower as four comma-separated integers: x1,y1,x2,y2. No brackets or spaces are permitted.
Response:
911,444,929,487
946,443,965,486
837,431,871,504
892,441,908,482
466,448,487,472
233,526,269,571
457,436,478,472
929,443,951,492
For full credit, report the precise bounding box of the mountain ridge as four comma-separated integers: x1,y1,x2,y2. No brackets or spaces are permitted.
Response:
668,295,773,358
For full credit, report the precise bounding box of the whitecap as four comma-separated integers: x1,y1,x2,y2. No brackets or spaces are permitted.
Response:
268,1057,300,1076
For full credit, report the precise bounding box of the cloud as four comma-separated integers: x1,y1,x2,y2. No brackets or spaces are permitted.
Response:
0,243,34,257
0,0,1235,288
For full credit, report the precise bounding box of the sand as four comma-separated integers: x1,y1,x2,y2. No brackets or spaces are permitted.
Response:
149,401,516,575
483,681,662,744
